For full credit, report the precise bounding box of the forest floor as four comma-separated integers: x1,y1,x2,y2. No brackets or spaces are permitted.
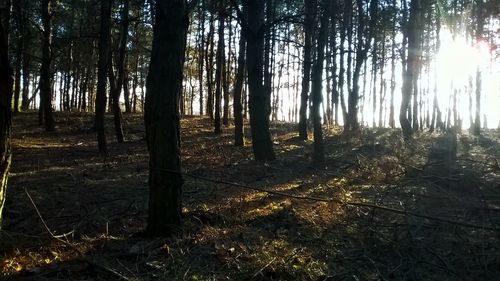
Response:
1,112,499,281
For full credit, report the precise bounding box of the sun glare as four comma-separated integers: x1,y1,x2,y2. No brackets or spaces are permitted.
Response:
435,28,499,129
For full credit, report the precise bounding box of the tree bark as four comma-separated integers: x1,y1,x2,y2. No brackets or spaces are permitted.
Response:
39,0,55,131
346,0,377,131
110,0,130,142
311,0,330,163
205,13,215,119
145,0,188,236
389,0,397,128
0,0,13,229
233,4,247,147
472,0,484,135
222,13,231,126
95,0,113,153
109,51,125,143
400,0,424,139
245,0,275,161
214,5,225,134
12,2,21,113
197,0,205,116
298,0,315,139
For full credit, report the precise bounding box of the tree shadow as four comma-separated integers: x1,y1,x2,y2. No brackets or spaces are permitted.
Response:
3,114,499,280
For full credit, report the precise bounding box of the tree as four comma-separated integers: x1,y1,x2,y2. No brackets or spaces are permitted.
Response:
197,0,205,116
298,0,315,140
388,0,397,128
108,0,130,143
145,0,189,236
0,0,13,229
345,0,377,131
39,0,55,131
244,0,275,161
12,0,22,113
205,11,215,119
400,0,424,139
95,0,113,153
233,2,247,147
472,0,484,136
311,0,330,162
214,2,225,134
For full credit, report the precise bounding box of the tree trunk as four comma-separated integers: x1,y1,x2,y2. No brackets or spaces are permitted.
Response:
389,0,397,128
19,1,30,111
472,0,484,135
233,4,247,147
378,37,386,127
311,1,330,163
346,0,376,131
298,0,315,139
0,0,13,229
371,33,378,127
328,1,338,126
263,0,275,122
197,0,205,116
400,0,424,139
222,13,231,126
21,46,30,111
214,5,224,134
108,0,130,143
109,51,125,143
245,0,275,161
338,0,349,125
39,0,55,131
145,0,187,237
62,40,72,111
95,0,112,153
13,24,21,113
205,13,215,119
124,67,131,113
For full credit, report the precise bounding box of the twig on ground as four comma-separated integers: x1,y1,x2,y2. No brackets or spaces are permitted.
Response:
252,257,277,279
24,188,76,248
24,187,136,281
153,168,500,233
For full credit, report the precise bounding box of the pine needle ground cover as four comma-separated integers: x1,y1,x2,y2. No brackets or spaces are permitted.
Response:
1,112,499,280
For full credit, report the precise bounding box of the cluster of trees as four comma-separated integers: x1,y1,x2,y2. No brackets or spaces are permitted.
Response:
0,0,497,235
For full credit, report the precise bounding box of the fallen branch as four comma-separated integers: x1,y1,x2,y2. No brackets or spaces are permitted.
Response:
153,168,500,233
252,257,276,279
24,188,136,281
24,188,75,247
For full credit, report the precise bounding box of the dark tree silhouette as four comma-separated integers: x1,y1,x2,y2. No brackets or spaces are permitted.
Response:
145,0,189,236
95,0,113,153
0,0,13,229
244,0,275,161
233,2,248,147
298,0,315,140
214,3,225,135
39,0,55,131
400,0,425,139
311,0,330,162
109,0,130,143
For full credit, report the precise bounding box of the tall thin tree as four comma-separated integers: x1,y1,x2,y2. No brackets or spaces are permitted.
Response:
311,0,330,162
0,0,13,229
95,0,113,153
145,0,189,236
400,0,424,138
298,0,315,139
244,0,275,161
39,0,55,131
233,2,248,147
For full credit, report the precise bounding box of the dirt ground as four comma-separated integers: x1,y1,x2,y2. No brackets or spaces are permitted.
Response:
1,112,499,280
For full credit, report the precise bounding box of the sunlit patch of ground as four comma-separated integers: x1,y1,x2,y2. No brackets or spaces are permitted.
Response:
1,112,499,280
